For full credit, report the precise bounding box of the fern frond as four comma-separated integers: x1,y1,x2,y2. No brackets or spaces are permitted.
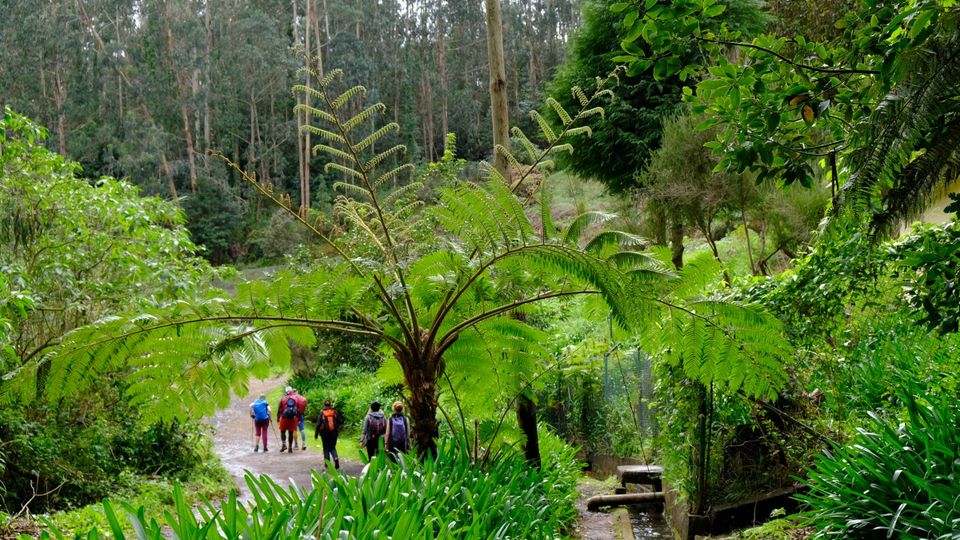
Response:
548,144,575,156
563,211,617,246
381,181,423,206
609,251,668,271
529,111,557,144
342,103,387,131
318,68,343,88
511,127,541,163
572,86,590,107
333,182,373,202
584,230,647,253
292,103,336,124
540,178,556,242
300,125,346,145
578,106,606,120
564,126,593,138
330,85,367,110
354,123,399,153
546,97,574,126
375,164,416,190
495,144,525,172
312,143,358,165
365,144,406,171
323,162,365,182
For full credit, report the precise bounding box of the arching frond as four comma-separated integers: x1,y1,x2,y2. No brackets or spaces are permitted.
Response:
562,211,617,246
333,181,373,202
330,85,367,110
546,97,574,126
584,230,647,254
342,104,387,131
312,143,357,165
365,144,407,171
300,125,346,145
354,123,399,153
839,28,960,236
375,164,416,190
529,111,557,144
324,162,364,182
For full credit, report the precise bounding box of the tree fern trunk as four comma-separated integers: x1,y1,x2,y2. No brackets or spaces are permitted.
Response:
403,354,440,457
517,392,541,468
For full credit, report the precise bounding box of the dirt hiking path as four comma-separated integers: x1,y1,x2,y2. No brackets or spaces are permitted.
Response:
210,378,364,501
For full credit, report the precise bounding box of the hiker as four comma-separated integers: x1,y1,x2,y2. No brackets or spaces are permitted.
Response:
314,399,341,469
292,388,308,451
385,401,411,457
249,394,271,452
360,401,387,460
278,386,299,452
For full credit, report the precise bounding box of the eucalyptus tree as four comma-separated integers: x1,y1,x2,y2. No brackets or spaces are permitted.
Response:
4,72,792,458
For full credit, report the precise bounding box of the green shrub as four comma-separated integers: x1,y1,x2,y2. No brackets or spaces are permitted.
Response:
290,366,398,431
40,437,581,539
799,396,960,538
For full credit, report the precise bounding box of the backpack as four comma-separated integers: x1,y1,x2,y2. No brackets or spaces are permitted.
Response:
389,414,408,450
282,396,298,419
320,408,338,432
367,415,386,439
252,400,269,421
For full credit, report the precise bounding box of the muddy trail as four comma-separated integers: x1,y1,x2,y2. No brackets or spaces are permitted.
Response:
211,378,618,538
210,378,364,500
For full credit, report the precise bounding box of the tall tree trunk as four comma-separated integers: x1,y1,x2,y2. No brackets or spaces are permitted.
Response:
54,60,67,157
203,0,213,154
168,28,198,192
516,393,541,468
670,218,684,270
484,0,511,181
438,20,449,144
292,0,307,210
302,0,313,212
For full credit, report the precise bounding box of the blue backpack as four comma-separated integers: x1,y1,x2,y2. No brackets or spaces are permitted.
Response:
252,399,269,421
282,396,298,419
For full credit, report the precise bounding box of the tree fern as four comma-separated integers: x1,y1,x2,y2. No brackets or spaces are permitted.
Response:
839,14,960,237
3,69,793,451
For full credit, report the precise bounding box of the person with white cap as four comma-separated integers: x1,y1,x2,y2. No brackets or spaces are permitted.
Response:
277,386,299,452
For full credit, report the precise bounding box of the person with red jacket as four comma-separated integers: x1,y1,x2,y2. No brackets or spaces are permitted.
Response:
277,387,299,452
292,388,308,451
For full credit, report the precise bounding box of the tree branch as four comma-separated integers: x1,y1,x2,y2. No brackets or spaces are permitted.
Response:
697,37,879,75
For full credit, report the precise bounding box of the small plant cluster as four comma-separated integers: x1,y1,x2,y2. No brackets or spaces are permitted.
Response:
40,435,581,540
800,395,960,539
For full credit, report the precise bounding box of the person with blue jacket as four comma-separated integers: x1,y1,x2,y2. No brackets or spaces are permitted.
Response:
249,394,271,452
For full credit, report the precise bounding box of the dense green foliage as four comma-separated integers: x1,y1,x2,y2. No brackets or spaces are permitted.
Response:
614,0,960,235
40,436,581,539
545,0,768,192
800,396,960,539
0,109,223,514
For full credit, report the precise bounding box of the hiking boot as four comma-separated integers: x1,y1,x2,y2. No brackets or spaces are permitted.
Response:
280,445,287,453
264,447,269,452
302,445,307,451
334,458,340,469
254,446,259,452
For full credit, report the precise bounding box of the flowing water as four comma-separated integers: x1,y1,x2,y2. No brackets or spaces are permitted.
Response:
632,510,672,539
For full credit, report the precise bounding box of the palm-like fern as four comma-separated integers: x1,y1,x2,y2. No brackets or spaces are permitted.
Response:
3,69,792,454
839,10,960,237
